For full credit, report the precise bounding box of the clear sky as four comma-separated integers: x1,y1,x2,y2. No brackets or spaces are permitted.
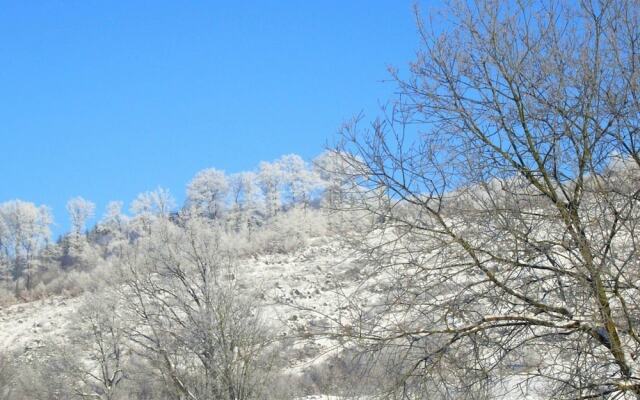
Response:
0,1,419,238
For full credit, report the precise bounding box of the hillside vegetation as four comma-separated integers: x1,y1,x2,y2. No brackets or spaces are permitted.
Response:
3,0,640,399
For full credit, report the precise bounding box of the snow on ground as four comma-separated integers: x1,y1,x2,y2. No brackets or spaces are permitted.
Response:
0,238,548,398
240,238,362,371
0,295,82,358
0,238,361,372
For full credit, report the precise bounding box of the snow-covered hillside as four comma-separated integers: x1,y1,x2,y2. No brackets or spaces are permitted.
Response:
0,234,378,399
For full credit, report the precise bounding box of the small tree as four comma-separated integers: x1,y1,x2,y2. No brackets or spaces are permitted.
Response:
97,201,129,258
258,161,283,218
279,154,323,209
119,217,273,400
130,188,175,234
229,172,262,232
55,293,127,400
0,200,52,293
186,168,229,219
66,196,96,238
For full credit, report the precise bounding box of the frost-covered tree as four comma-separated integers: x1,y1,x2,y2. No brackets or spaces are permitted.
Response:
98,201,129,258
278,154,322,208
229,171,261,231
63,293,127,400
257,161,283,218
130,188,175,234
100,201,126,232
186,168,229,219
130,187,175,217
0,200,52,292
66,196,96,237
119,218,273,400
313,150,354,207
61,197,97,270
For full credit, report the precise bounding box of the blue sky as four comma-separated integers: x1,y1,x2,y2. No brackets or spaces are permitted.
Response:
0,1,419,237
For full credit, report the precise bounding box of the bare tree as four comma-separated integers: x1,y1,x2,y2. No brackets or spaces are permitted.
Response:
333,0,640,398
258,161,284,218
228,171,261,232
67,197,96,239
0,200,52,293
118,217,273,400
59,294,127,400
